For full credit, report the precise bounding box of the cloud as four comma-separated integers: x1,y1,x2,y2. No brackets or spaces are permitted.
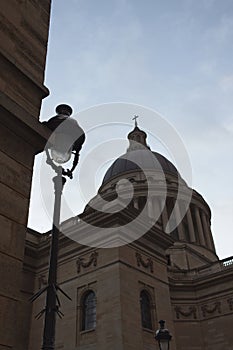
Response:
202,14,233,49
219,74,233,92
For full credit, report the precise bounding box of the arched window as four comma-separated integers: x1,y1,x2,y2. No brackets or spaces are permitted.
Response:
140,290,152,329
81,290,96,331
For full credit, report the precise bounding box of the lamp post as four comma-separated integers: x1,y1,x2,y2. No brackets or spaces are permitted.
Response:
30,105,85,350
155,320,172,350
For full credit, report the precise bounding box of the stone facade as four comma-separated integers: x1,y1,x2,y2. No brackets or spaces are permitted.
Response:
25,226,233,350
0,1,51,349
25,125,233,350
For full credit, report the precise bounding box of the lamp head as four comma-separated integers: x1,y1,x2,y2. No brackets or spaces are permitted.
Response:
155,320,172,350
44,104,85,165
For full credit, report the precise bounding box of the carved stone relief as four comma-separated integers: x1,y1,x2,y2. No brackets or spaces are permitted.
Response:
135,252,153,273
76,251,98,273
201,302,221,317
227,298,233,311
38,275,47,289
175,306,197,319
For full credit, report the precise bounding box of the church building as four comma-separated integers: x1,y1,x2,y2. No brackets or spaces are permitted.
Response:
25,123,233,350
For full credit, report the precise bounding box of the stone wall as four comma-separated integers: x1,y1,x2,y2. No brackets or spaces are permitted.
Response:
170,259,233,350
0,1,51,349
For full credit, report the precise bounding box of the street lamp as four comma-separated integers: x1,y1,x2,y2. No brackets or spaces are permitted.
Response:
155,320,172,350
30,104,85,350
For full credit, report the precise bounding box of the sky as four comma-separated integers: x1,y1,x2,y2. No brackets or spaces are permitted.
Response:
28,0,233,259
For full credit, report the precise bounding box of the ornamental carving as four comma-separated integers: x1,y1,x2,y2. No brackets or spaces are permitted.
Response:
38,275,47,289
201,302,221,317
135,252,153,273
76,251,98,273
227,298,233,311
175,306,197,319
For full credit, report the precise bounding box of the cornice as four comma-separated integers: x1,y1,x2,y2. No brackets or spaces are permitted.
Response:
168,266,233,292
168,242,218,266
0,44,49,95
0,97,50,153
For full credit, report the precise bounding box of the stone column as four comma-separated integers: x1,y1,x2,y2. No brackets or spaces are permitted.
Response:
195,207,205,246
152,197,162,226
201,211,211,249
209,221,216,252
160,198,169,233
201,212,215,251
186,206,196,242
173,202,185,241
134,197,139,210
147,196,154,218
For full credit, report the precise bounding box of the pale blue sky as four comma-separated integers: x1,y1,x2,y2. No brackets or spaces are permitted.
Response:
29,0,233,259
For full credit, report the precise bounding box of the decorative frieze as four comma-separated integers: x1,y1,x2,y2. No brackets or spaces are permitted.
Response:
76,251,98,273
175,306,197,319
135,252,153,273
174,298,233,321
201,302,221,317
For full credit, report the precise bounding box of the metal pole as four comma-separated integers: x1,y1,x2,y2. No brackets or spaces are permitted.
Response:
42,166,66,350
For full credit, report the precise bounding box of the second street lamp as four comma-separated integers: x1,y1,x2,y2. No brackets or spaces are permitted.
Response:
30,104,85,350
155,320,172,350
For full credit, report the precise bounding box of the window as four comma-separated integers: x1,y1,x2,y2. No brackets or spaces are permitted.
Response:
140,290,152,329
81,290,96,331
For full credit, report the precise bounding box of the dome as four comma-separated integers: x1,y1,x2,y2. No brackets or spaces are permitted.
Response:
85,121,216,256
102,123,178,185
102,149,178,184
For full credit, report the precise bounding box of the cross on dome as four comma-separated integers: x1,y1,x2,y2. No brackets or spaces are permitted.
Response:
132,115,139,127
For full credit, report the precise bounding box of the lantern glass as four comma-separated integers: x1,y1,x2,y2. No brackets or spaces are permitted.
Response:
159,340,169,350
50,132,73,164
51,148,72,164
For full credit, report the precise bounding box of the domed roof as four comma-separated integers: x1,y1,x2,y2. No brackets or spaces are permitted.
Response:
102,149,178,184
102,122,178,185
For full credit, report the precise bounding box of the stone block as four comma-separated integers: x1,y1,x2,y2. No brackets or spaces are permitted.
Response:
0,151,32,197
0,216,26,260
